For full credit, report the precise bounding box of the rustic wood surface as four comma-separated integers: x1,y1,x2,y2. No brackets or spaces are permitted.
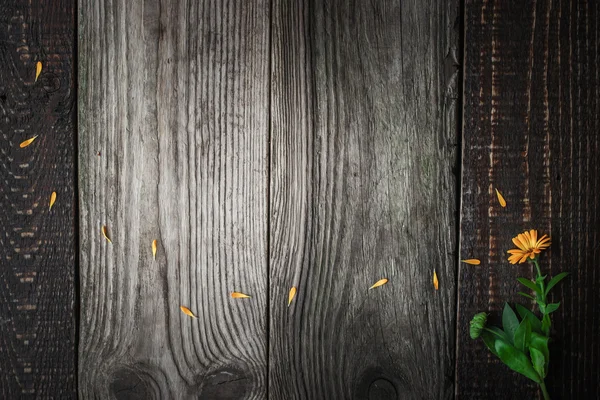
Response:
269,0,460,398
0,0,77,398
1,0,596,398
457,0,600,399
78,0,270,398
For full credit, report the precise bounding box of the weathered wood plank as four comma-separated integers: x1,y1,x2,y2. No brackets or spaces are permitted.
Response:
78,0,270,398
269,0,460,398
457,0,600,398
0,0,77,397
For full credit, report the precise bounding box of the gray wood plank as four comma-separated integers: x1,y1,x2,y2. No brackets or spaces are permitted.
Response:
269,0,460,398
78,0,270,398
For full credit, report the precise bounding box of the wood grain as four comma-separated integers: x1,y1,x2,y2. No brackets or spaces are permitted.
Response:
0,0,77,397
78,0,270,398
269,0,461,398
457,0,600,398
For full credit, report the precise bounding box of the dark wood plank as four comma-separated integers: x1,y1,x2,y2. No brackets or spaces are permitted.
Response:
0,0,77,397
269,0,460,398
78,0,270,398
457,0,600,398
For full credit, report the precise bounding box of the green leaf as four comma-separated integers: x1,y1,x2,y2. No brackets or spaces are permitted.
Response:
517,291,535,300
513,317,532,352
545,302,560,314
545,272,569,295
502,303,520,342
530,347,546,378
535,275,547,285
487,326,510,342
481,331,499,357
517,278,541,296
530,332,550,375
515,304,542,334
494,339,542,384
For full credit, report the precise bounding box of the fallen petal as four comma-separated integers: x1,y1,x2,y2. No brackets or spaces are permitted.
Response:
180,306,197,318
495,188,507,207
152,239,158,260
35,61,42,82
102,225,112,243
369,278,388,290
49,192,57,211
20,136,38,148
288,286,297,307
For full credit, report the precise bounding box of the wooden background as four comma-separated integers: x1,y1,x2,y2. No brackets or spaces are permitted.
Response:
0,0,77,398
0,0,597,399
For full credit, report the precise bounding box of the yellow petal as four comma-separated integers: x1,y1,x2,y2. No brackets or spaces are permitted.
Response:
49,191,57,211
101,225,112,243
35,61,42,82
369,278,388,290
20,136,38,148
433,270,439,290
152,239,158,260
495,188,507,207
461,259,481,265
288,286,297,307
180,306,197,318
231,292,250,299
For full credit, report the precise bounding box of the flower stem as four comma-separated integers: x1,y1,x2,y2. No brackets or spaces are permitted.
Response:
540,381,550,400
532,258,546,303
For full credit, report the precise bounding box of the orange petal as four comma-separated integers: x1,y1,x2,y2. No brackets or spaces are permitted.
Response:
495,188,507,207
369,278,388,289
20,136,38,148
508,255,520,264
152,239,158,260
530,229,538,244
512,237,525,250
288,286,297,307
101,225,112,243
433,270,439,290
514,235,528,251
522,231,533,247
507,249,525,254
180,305,197,318
461,259,481,265
49,191,57,211
35,61,42,82
231,292,251,299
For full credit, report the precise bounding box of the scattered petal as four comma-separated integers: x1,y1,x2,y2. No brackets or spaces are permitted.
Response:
433,270,439,290
231,292,251,299
20,136,38,148
49,192,57,211
180,306,197,318
101,225,112,243
495,188,507,207
461,259,481,265
369,278,388,290
152,239,158,260
35,61,42,82
288,287,297,307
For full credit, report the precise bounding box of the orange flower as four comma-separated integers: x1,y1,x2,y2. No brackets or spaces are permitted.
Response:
507,229,551,264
